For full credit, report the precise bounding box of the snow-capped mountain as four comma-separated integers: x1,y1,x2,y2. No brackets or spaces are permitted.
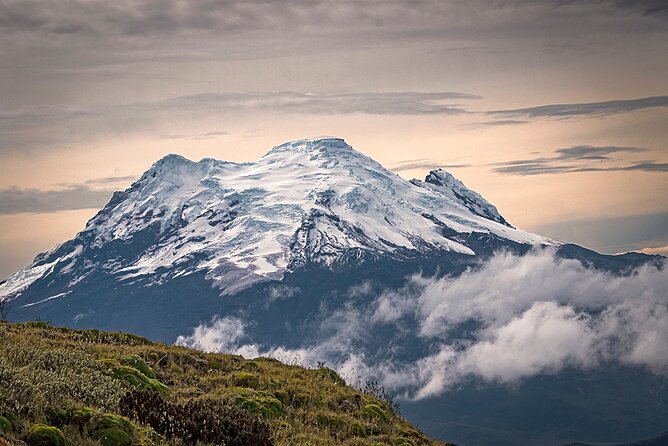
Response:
0,137,551,300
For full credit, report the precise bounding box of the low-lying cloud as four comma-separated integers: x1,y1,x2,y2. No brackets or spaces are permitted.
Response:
176,249,668,400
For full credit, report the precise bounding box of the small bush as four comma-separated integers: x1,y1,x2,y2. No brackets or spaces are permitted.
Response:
361,403,388,422
233,372,260,388
291,392,311,408
316,414,342,429
231,388,283,417
46,406,95,428
94,427,131,446
351,423,368,437
119,389,273,446
46,406,138,445
207,357,223,370
112,365,169,394
273,389,290,405
316,367,346,386
25,424,65,446
242,360,260,372
395,437,413,446
399,428,429,443
0,416,12,432
0,343,125,414
96,413,134,433
120,355,156,379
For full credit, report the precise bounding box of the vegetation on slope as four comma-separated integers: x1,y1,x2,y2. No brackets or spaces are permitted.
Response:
0,321,452,446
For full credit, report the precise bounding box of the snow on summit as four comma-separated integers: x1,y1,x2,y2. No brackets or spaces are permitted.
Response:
0,137,552,299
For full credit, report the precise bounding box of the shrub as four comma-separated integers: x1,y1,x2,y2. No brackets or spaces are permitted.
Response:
207,357,223,371
399,428,428,442
0,416,11,432
67,329,152,346
46,406,138,445
231,388,283,417
350,423,368,437
25,424,65,446
291,392,311,408
361,403,388,422
316,367,346,386
315,414,342,429
120,355,156,380
362,380,401,417
273,389,289,405
233,372,260,388
94,427,131,446
46,406,95,428
119,389,273,446
111,365,169,395
0,343,125,414
395,437,413,446
96,413,134,433
242,360,260,372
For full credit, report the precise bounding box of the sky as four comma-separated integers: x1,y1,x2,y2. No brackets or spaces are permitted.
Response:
0,0,667,279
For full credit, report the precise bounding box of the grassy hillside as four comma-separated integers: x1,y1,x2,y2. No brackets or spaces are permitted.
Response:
0,321,452,446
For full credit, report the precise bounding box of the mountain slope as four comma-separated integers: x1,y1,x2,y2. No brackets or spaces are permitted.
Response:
0,320,451,446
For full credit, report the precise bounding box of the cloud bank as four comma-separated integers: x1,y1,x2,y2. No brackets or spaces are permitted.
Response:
176,249,668,400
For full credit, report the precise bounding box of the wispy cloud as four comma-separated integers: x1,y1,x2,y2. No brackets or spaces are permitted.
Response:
0,91,477,153
160,131,229,141
83,175,136,186
622,161,668,172
603,0,668,18
158,91,479,116
554,145,647,159
389,159,470,173
53,175,136,190
0,185,114,214
489,96,668,119
491,144,667,175
464,119,530,129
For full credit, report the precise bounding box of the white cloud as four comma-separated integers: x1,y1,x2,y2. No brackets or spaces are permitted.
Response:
267,285,300,302
456,302,596,381
175,316,247,353
175,249,668,400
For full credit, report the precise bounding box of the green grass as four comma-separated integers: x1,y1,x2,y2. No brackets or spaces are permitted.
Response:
0,321,454,446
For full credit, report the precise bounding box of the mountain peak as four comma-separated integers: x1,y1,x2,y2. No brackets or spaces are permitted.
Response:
153,153,193,167
411,169,513,227
263,137,351,157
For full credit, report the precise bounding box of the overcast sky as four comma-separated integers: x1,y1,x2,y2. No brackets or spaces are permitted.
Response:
1,0,667,278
